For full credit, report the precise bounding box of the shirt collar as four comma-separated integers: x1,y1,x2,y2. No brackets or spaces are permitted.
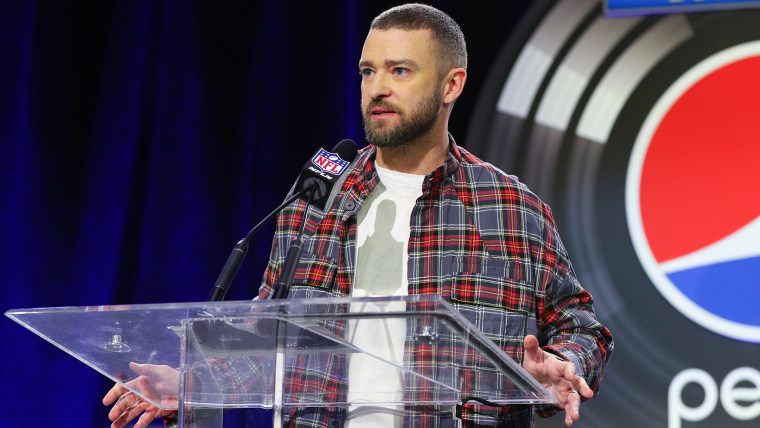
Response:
358,134,462,192
425,134,462,189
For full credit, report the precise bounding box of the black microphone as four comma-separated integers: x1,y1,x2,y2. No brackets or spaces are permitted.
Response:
271,139,358,299
294,139,358,211
207,139,358,302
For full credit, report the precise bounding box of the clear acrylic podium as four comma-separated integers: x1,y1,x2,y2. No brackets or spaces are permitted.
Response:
6,295,555,427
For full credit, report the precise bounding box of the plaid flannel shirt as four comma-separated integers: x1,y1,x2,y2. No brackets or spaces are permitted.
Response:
255,138,613,427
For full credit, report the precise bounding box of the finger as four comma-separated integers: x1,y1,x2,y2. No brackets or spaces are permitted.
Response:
564,390,581,426
103,383,128,406
574,376,594,399
561,363,594,398
562,368,591,397
523,335,540,362
130,362,170,377
134,405,161,428
108,392,139,421
110,399,147,428
129,362,153,376
562,360,577,381
108,393,129,421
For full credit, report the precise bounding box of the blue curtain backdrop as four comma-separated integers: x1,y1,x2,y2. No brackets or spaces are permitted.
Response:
0,1,528,426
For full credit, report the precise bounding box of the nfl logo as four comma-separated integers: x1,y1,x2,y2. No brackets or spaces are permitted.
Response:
311,148,349,175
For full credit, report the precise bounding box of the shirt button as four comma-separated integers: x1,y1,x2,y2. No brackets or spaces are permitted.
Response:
364,172,372,180
360,193,368,199
345,201,356,210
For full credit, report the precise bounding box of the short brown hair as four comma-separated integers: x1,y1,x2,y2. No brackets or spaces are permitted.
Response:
371,3,467,75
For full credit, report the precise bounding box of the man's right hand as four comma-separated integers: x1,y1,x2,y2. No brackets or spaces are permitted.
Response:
102,362,179,428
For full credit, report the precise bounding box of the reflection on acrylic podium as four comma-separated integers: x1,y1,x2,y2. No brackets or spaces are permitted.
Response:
6,295,556,427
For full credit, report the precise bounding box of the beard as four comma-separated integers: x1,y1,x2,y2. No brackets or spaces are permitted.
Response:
362,85,442,148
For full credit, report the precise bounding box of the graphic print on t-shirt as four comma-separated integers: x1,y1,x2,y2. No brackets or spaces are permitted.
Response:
355,198,404,295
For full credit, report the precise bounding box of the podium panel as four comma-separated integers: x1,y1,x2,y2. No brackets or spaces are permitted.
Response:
7,295,556,426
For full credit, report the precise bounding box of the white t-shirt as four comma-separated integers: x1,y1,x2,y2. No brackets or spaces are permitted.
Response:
346,163,424,428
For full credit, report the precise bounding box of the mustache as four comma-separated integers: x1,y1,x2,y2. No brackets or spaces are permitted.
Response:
365,99,401,115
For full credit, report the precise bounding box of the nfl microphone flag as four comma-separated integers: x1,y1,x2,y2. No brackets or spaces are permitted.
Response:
312,148,351,175
295,139,357,211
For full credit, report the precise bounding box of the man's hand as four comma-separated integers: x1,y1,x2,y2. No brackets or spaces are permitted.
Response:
522,335,593,426
102,362,179,428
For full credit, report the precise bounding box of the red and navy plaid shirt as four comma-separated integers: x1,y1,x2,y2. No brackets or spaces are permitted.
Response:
254,139,613,427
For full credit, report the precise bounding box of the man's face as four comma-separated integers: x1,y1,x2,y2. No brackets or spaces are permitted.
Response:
359,28,443,147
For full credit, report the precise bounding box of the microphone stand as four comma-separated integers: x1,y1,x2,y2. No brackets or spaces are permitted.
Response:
271,183,317,299
207,186,314,302
166,187,317,428
271,184,317,428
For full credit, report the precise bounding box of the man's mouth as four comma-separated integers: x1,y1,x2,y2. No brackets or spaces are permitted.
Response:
369,106,398,119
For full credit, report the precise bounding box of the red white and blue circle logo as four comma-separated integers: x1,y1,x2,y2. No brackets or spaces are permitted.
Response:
469,1,760,424
626,41,760,343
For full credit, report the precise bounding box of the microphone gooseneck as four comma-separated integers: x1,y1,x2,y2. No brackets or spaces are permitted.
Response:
206,186,315,302
206,139,358,302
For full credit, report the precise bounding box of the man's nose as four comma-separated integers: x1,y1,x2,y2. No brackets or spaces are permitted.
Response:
367,73,392,99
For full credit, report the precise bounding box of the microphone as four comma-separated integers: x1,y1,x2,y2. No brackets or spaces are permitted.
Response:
207,139,358,302
271,139,357,299
294,139,358,211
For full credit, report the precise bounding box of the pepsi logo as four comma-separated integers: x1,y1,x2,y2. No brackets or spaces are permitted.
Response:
626,41,760,343
468,1,760,424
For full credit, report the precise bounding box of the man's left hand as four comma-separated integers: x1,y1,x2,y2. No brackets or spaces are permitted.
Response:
522,335,593,426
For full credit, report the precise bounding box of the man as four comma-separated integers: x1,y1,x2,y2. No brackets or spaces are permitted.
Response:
257,3,612,427
104,4,612,427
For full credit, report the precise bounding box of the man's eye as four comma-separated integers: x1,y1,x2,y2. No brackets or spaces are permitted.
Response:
393,68,409,76
360,69,374,77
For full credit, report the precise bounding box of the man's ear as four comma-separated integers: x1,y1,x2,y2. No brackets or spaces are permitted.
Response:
442,68,467,105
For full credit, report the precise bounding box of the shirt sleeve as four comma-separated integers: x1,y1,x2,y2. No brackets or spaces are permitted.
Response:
533,205,614,417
